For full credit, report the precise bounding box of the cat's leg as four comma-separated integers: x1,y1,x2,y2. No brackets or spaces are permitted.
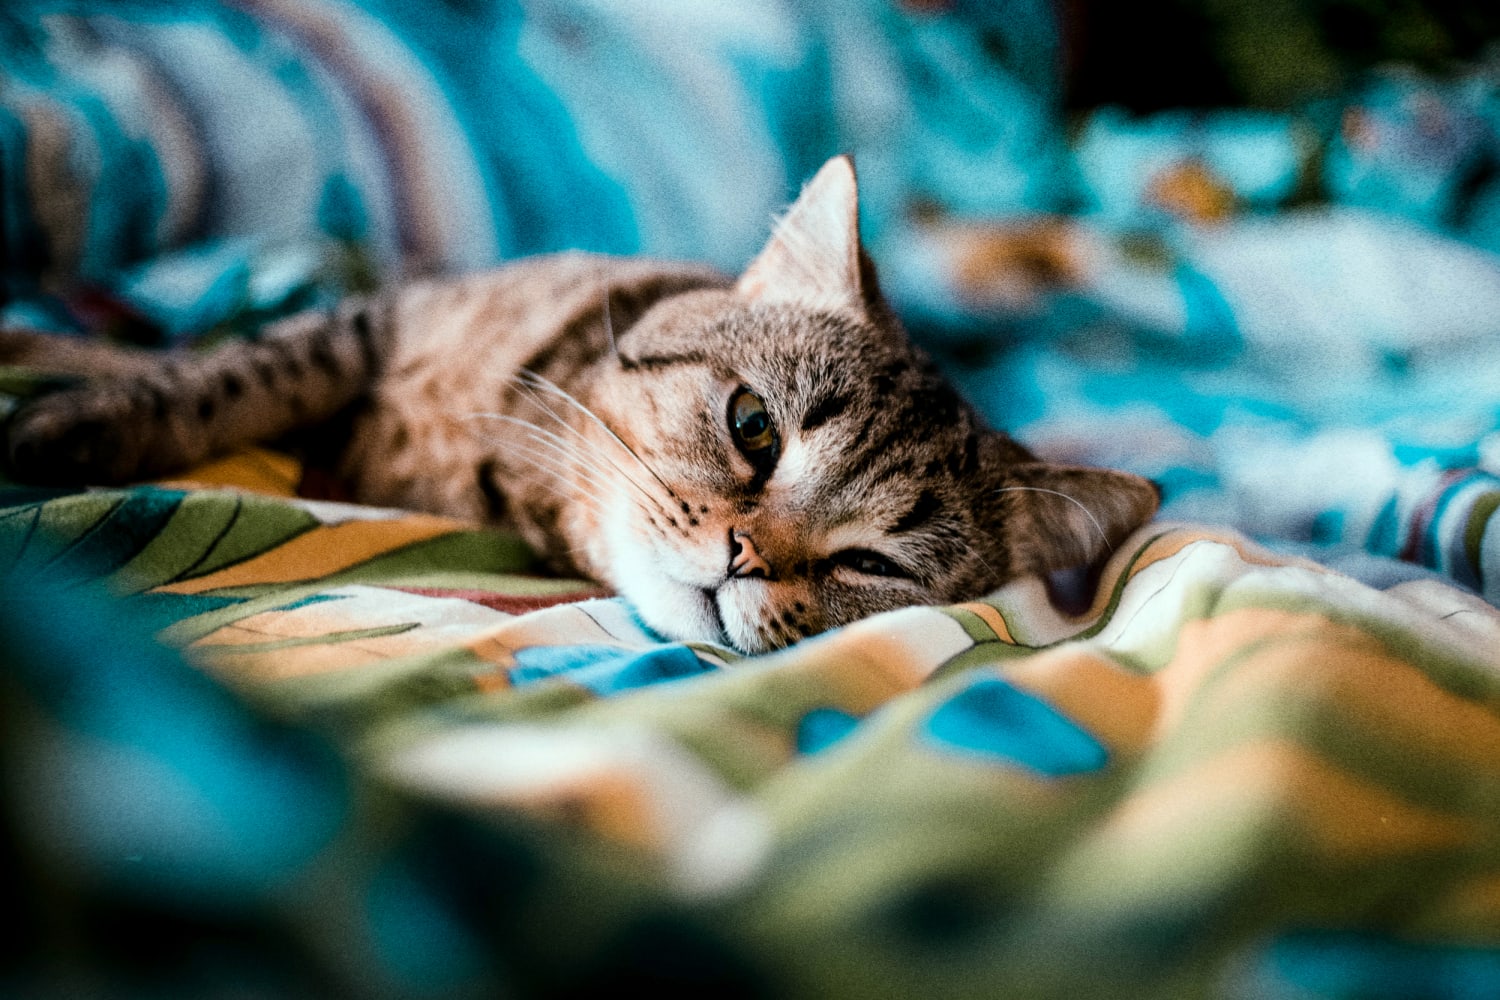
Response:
0,328,164,379
2,297,391,485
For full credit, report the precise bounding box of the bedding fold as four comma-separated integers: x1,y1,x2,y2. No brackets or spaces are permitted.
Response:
3,454,1498,998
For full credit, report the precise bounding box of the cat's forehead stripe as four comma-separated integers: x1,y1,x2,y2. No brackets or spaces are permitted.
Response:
889,489,942,534
821,520,896,553
800,390,853,433
617,350,711,371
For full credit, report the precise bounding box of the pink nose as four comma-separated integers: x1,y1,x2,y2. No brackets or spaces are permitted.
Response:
728,530,773,580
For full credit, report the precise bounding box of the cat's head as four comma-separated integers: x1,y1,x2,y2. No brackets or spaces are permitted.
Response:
575,156,1158,653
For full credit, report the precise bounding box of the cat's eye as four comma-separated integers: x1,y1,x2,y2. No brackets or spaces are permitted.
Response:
728,387,778,465
831,548,907,579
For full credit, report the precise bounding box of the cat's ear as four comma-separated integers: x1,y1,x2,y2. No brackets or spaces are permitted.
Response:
995,462,1160,575
737,155,869,314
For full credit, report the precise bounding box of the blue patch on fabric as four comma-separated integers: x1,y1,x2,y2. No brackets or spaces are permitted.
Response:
510,643,713,696
1257,929,1500,1000
50,488,186,579
364,852,491,992
923,678,1107,776
1176,264,1241,362
317,173,368,242
117,591,245,637
270,593,349,613
1393,441,1480,468
796,707,861,755
509,645,626,687
1309,507,1346,544
0,569,348,896
1366,494,1402,557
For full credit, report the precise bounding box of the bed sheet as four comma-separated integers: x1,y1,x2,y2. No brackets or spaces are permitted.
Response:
6,1,1500,606
3,451,1500,997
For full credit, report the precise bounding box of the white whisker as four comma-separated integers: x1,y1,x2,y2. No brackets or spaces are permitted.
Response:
466,411,584,467
969,545,1003,584
505,386,667,514
993,485,1113,553
523,480,607,521
464,413,618,510
602,284,618,356
509,451,613,510
481,418,659,523
515,369,679,500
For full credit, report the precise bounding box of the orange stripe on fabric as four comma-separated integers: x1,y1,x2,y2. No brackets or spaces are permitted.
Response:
156,515,462,593
1104,739,1479,860
1004,648,1158,756
1110,526,1329,602
1143,606,1500,791
954,601,1016,643
198,640,398,681
1433,874,1500,937
809,611,975,711
156,447,303,497
994,608,1308,759
1007,604,1500,771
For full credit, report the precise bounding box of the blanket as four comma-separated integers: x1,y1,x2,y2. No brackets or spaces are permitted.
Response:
3,452,1500,998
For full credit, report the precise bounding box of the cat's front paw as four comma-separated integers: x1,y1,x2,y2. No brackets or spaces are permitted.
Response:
3,388,141,485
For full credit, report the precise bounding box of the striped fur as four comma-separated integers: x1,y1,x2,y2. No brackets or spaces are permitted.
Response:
2,157,1157,652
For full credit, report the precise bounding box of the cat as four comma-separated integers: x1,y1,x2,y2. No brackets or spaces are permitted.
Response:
1,156,1158,653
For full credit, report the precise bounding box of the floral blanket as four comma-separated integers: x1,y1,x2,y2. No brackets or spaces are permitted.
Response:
3,451,1499,998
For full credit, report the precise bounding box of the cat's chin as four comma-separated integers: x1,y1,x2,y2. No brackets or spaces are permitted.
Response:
626,581,794,655
595,529,801,654
617,573,729,648
596,510,742,649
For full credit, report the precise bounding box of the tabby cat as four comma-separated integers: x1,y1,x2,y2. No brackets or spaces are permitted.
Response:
1,157,1158,653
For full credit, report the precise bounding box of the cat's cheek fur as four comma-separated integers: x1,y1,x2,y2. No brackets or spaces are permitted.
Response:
623,573,724,647
717,581,822,653
596,504,725,645
716,584,768,652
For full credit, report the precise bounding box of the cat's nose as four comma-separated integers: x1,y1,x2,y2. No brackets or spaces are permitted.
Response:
728,530,774,580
